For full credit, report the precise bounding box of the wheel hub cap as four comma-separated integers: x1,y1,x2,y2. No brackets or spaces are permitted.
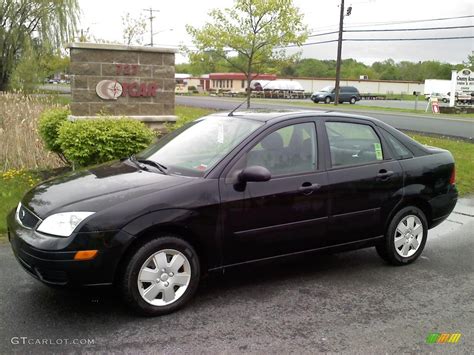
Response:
137,249,192,306
394,215,423,258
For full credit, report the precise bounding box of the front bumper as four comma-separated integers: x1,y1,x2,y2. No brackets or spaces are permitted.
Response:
7,210,134,286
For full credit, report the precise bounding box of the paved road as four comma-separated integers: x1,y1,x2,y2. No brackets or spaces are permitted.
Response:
0,199,473,353
358,99,431,111
176,96,474,139
39,84,71,94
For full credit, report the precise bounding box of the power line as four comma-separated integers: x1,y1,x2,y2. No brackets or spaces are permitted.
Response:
308,14,474,34
345,25,474,32
308,24,474,38
344,36,474,41
308,30,339,38
344,14,474,28
281,39,339,48
285,35,474,48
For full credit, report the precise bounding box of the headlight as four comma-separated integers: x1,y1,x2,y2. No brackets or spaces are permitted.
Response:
36,212,95,237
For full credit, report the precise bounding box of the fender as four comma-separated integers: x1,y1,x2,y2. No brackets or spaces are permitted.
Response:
121,208,222,270
122,208,197,236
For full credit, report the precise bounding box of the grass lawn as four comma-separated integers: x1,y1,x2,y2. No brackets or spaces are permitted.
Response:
0,170,40,242
174,106,216,128
1,106,472,242
247,98,474,119
407,134,474,196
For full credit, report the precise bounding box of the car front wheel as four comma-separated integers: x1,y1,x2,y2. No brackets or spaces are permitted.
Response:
324,96,331,104
350,97,357,104
376,206,428,265
121,236,200,316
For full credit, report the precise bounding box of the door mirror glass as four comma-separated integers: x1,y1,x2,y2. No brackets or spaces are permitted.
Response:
238,166,271,183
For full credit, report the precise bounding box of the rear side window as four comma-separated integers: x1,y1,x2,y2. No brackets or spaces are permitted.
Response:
326,122,384,167
382,130,413,159
341,86,358,93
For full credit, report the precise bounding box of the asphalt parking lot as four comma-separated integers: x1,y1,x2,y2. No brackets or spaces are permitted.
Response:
0,198,473,354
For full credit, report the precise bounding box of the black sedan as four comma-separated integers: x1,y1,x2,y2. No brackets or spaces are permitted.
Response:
7,111,457,316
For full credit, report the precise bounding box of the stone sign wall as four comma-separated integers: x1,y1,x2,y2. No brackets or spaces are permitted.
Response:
68,43,176,127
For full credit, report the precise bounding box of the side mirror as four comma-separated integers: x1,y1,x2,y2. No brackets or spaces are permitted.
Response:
238,165,271,183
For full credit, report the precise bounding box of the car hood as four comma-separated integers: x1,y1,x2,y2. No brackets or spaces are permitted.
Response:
313,91,331,95
22,161,192,218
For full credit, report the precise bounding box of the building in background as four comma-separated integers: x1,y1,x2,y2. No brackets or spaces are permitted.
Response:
175,73,424,95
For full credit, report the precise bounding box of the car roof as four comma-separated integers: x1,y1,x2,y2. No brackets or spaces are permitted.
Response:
206,109,380,124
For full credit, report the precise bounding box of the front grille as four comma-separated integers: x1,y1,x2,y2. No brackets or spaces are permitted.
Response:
17,203,40,229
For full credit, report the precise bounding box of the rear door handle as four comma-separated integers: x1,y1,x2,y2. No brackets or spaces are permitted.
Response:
376,169,394,181
298,182,321,195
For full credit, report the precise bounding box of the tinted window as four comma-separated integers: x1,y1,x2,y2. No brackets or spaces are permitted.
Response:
228,123,317,180
326,122,384,167
382,130,413,159
341,86,358,93
140,116,263,177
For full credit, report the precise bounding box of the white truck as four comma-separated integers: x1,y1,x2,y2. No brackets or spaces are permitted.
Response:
423,79,451,101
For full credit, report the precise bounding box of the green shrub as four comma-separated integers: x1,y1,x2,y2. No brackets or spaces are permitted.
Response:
57,118,154,167
38,107,70,154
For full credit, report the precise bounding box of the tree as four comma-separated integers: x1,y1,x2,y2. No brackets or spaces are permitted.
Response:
463,53,474,70
122,12,147,46
187,0,308,108
0,0,79,91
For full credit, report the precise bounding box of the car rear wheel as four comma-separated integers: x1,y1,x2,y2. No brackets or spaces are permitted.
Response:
350,97,357,104
324,96,331,104
120,236,200,316
376,206,428,265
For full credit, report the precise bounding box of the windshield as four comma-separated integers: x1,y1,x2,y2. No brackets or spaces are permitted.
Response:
138,116,263,177
320,86,334,93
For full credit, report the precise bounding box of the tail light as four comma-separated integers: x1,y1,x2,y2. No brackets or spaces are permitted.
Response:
449,166,456,185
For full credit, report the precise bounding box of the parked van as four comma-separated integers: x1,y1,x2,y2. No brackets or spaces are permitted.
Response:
311,86,361,104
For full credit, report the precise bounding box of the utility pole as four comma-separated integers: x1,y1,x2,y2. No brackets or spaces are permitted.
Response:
143,8,160,47
334,0,345,105
334,1,351,105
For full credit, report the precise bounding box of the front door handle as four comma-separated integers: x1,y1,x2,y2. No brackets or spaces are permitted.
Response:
298,182,321,195
376,169,394,181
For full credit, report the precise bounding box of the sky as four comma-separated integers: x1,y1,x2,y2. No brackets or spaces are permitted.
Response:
78,0,474,65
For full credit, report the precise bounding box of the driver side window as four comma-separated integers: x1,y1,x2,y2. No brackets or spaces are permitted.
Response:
228,122,317,181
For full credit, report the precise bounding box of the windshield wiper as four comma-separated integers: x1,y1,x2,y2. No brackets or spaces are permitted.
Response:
137,158,167,175
129,155,149,171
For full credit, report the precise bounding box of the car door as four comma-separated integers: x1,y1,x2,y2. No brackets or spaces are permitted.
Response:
219,119,329,265
340,87,348,102
322,118,403,245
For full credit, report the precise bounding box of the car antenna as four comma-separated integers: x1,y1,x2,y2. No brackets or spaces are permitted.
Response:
228,78,274,116
228,98,248,117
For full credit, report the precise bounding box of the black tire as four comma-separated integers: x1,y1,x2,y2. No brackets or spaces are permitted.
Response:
324,96,331,104
376,206,428,266
120,236,200,316
350,97,357,104
442,98,448,103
